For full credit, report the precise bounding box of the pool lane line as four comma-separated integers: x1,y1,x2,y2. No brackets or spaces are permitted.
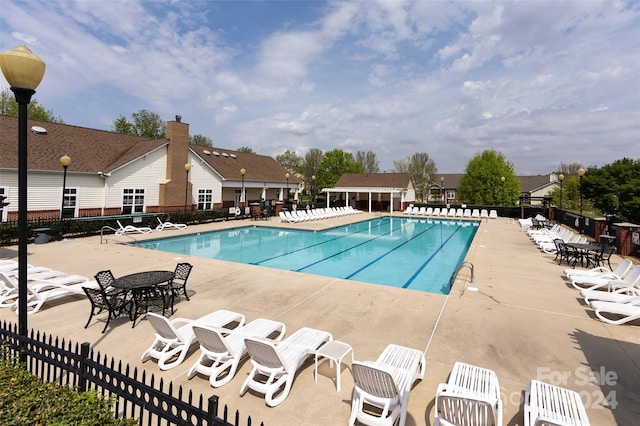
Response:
402,224,464,288
292,219,428,273
341,223,440,280
296,221,440,276
250,216,400,266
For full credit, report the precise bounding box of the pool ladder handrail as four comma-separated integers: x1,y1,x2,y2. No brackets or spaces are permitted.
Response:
100,225,137,244
450,261,474,287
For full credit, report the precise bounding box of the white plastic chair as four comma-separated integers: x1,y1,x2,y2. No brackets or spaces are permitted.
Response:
349,344,425,426
434,362,503,426
141,310,245,370
188,318,286,387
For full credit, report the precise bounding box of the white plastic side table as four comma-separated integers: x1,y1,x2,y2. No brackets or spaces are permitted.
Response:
314,340,354,392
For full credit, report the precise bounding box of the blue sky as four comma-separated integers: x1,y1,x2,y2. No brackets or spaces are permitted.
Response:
1,0,639,174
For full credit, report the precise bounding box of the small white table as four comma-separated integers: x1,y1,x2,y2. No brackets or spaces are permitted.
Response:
314,340,353,392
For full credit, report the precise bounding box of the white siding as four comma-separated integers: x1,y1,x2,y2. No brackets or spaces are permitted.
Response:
105,149,167,210
188,153,223,204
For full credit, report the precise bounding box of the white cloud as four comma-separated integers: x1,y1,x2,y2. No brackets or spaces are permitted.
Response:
0,0,637,174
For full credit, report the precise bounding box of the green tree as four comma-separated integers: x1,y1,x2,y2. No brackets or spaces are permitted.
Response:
316,149,364,190
237,146,255,153
0,88,64,123
112,109,166,138
549,174,582,211
582,158,640,224
458,149,519,205
393,153,437,202
190,134,213,147
276,149,303,175
356,150,380,173
301,148,324,192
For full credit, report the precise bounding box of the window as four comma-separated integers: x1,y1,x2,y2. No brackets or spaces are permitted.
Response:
122,189,145,214
446,190,456,201
62,188,77,218
197,189,212,210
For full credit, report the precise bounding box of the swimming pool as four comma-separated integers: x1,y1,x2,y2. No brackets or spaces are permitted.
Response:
134,216,478,294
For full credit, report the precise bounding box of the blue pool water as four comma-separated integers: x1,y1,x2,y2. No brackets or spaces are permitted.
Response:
133,217,478,294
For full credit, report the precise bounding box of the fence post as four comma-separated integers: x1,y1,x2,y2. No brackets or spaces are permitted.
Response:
207,395,219,425
78,342,90,392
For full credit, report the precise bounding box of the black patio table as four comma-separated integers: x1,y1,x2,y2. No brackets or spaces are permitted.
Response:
564,242,604,268
112,270,175,326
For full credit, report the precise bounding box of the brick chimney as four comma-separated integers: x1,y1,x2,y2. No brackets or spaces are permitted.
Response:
159,116,190,210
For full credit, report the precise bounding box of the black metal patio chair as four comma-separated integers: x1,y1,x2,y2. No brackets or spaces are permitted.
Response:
82,286,131,333
165,263,193,314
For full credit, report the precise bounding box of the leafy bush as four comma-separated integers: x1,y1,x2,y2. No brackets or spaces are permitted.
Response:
0,357,137,425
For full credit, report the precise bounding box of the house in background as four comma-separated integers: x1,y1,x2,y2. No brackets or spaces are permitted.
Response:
322,173,415,213
0,115,296,222
518,174,560,204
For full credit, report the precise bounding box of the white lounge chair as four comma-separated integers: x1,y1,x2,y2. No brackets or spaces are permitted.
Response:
455,208,464,217
349,344,425,426
425,207,434,216
417,207,426,216
440,208,449,217
571,266,640,292
12,280,99,315
471,209,480,218
582,287,640,305
141,310,245,370
448,209,457,217
480,209,489,220
432,207,440,216
564,259,632,281
188,318,286,387
489,210,498,219
402,205,413,215
463,209,472,218
0,271,90,307
240,327,333,407
156,217,187,230
590,298,640,325
524,380,590,426
434,361,502,426
115,220,153,236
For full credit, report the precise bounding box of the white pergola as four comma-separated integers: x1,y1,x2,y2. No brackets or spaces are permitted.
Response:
321,186,409,214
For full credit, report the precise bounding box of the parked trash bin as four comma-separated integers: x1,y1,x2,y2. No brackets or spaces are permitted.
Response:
599,235,616,247
33,227,51,244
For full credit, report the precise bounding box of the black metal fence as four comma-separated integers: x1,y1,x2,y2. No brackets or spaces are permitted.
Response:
0,320,263,426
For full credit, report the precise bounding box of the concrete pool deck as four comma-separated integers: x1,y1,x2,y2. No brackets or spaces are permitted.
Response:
1,213,638,425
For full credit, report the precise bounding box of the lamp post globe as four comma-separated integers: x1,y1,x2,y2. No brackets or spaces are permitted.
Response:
500,176,505,207
0,44,46,358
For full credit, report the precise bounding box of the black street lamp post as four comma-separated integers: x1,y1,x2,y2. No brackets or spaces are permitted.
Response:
60,155,71,238
501,176,505,207
285,173,290,209
578,167,585,233
0,45,46,361
311,175,316,207
240,168,246,207
440,176,445,205
558,173,564,210
184,163,191,212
